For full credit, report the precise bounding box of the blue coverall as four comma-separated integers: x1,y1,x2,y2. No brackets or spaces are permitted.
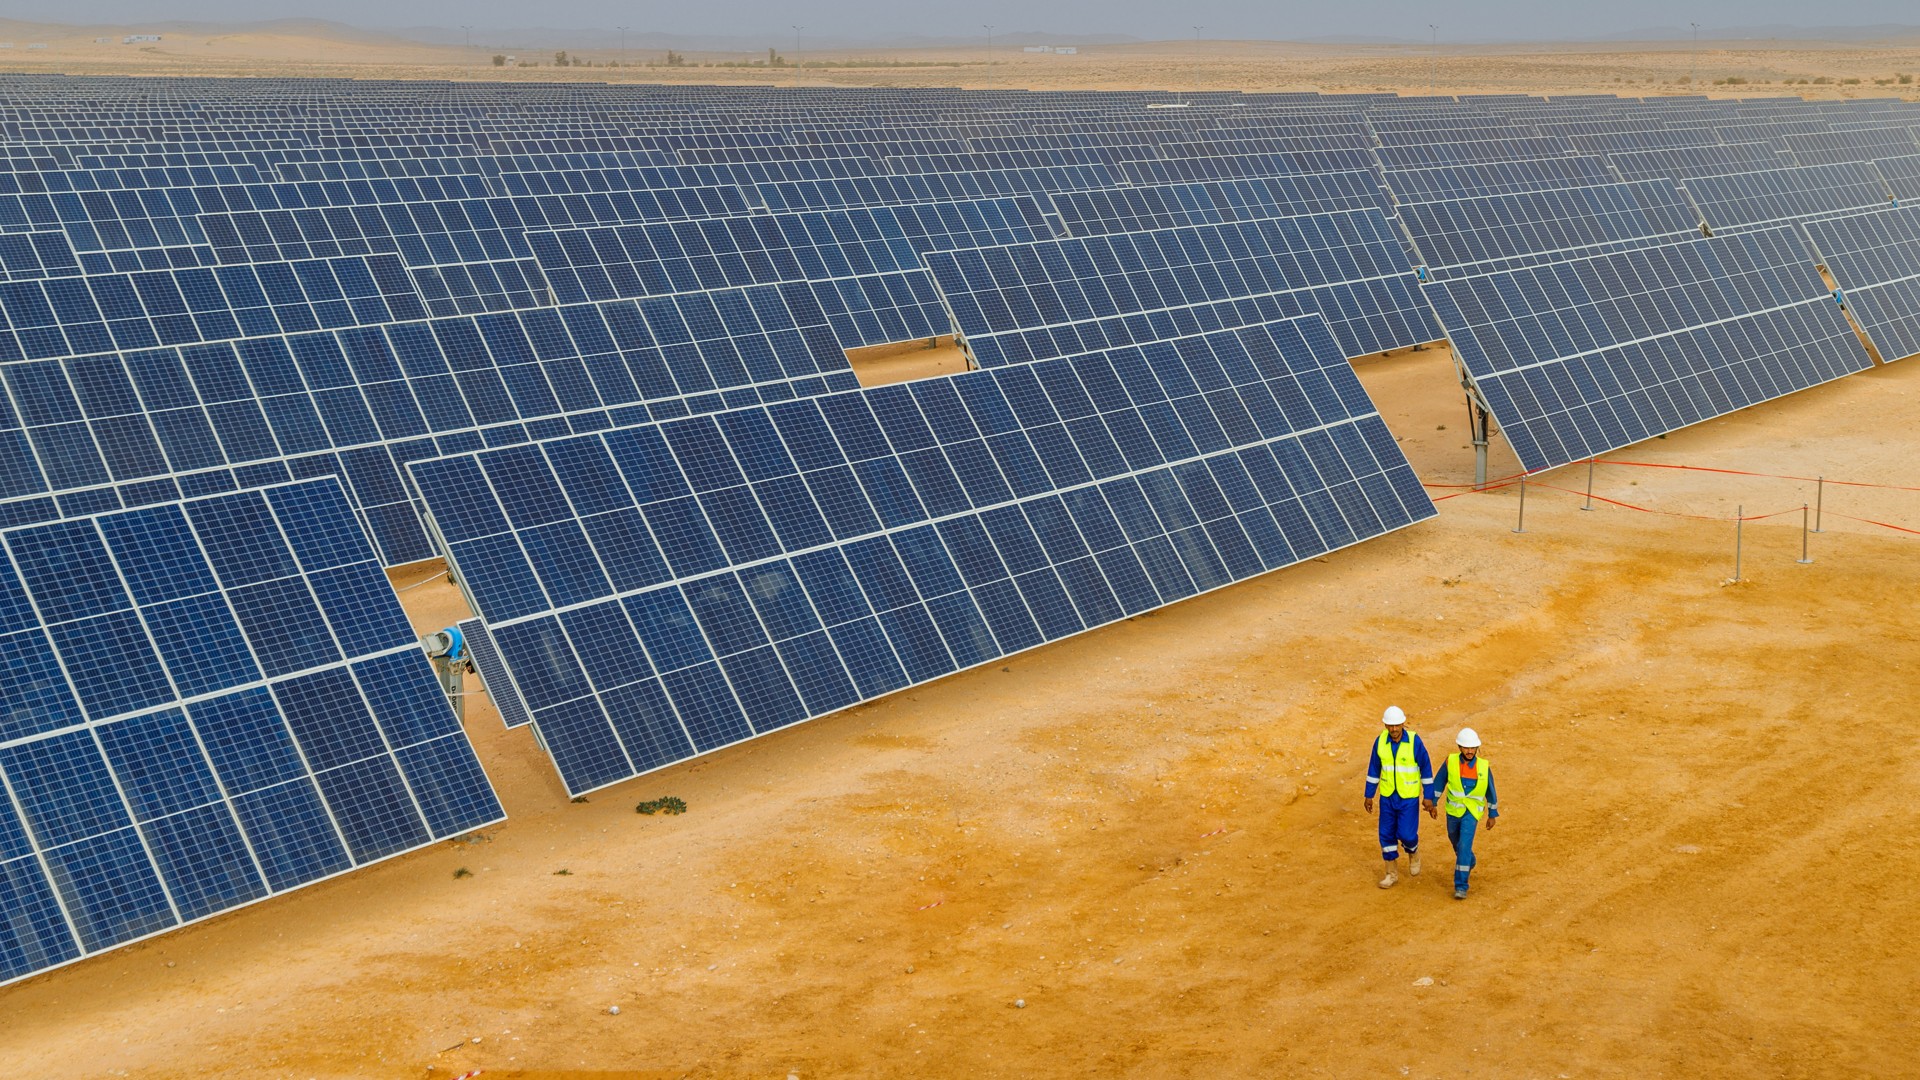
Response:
1433,754,1500,893
1363,731,1434,863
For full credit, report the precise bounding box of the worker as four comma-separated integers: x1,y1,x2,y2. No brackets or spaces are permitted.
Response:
1362,705,1435,889
1433,727,1499,900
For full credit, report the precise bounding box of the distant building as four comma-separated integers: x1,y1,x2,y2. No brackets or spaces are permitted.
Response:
0,44,14,50
26,43,47,50
1023,46,1053,53
123,34,162,44
1055,46,1078,55
94,37,113,44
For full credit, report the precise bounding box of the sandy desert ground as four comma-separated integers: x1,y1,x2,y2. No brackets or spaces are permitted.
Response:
2,33,1918,1079
2,19,1920,100
1,335,1915,1078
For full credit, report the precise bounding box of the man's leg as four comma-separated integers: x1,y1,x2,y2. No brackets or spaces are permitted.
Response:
1452,813,1479,898
1397,798,1421,876
1377,804,1400,888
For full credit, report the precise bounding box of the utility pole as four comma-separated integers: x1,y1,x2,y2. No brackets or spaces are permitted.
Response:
1192,26,1204,102
1428,24,1438,95
984,24,994,90
1690,22,1700,86
461,24,472,70
792,24,803,85
617,25,628,68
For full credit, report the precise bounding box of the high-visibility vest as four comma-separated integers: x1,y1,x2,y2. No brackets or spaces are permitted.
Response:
1445,752,1491,820
1374,731,1422,799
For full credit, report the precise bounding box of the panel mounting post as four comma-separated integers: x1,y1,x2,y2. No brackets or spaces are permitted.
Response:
1469,400,1491,488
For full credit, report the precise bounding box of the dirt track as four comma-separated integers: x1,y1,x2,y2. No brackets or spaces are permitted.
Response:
2,343,1915,1078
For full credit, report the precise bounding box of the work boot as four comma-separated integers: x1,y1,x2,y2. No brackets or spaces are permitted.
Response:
1453,887,1468,900
1407,848,1421,876
1378,864,1398,889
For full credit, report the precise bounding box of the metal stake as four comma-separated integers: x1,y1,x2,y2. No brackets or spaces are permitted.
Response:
1733,504,1743,582
1798,504,1813,564
1580,457,1596,510
1512,475,1527,534
1813,476,1824,533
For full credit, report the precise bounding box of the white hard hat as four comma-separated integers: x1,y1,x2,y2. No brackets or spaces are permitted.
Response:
1382,705,1406,726
1456,727,1481,748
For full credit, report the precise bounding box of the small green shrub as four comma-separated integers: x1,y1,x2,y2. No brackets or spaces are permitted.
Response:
636,796,688,815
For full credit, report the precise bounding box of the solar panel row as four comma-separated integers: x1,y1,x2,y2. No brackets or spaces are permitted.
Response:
923,211,1441,370
1804,204,1920,365
411,314,1433,794
1427,226,1873,471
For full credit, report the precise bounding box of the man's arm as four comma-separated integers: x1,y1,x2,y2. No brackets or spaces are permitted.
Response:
1414,736,1436,803
1485,765,1499,823
1363,740,1381,802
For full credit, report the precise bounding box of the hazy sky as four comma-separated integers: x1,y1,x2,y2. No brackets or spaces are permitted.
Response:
13,0,1920,44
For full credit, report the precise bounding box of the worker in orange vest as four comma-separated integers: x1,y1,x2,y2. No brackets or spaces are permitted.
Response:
1432,727,1499,899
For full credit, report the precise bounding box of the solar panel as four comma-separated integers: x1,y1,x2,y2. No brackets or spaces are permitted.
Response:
1380,156,1616,202
1871,154,1920,201
1682,163,1892,233
1603,142,1786,182
922,212,1441,369
409,313,1434,795
1783,128,1920,167
525,197,1051,350
0,476,502,985
1397,180,1702,279
1803,203,1920,363
1374,136,1575,169
1427,227,1873,472
1048,175,1387,236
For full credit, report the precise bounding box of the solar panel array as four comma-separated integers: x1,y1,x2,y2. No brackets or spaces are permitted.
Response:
0,477,502,984
8,74,1920,986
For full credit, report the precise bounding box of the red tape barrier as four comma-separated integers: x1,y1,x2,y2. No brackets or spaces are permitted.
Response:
1589,458,1920,493
1418,456,1919,535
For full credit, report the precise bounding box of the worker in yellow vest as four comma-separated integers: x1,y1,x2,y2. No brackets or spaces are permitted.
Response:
1433,727,1499,899
1362,705,1435,889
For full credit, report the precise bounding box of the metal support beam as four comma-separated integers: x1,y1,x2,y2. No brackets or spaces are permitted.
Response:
1469,400,1492,488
